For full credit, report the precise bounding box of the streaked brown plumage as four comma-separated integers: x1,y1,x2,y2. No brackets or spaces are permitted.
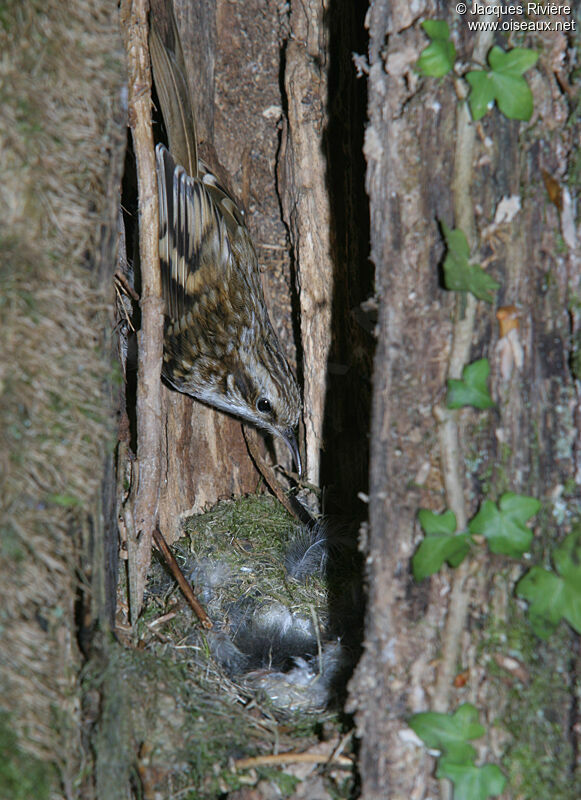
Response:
149,7,301,471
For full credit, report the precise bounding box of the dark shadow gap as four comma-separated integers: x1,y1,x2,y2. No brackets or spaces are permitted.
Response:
320,0,373,708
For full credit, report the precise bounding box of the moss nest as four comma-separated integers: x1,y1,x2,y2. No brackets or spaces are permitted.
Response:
106,494,359,798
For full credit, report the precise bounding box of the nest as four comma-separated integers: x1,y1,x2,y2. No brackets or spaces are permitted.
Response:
110,494,360,797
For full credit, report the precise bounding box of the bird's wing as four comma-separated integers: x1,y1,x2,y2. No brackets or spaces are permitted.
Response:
155,143,233,324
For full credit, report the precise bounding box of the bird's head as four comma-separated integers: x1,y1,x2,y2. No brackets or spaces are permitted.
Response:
219,335,302,475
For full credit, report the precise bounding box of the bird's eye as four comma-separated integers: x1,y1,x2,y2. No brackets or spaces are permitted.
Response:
257,397,272,414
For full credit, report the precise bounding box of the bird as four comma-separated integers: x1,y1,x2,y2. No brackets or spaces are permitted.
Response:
148,4,302,474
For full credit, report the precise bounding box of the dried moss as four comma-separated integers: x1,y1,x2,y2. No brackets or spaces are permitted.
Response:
181,494,328,618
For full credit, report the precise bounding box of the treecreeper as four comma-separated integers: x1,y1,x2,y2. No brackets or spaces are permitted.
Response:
149,0,302,473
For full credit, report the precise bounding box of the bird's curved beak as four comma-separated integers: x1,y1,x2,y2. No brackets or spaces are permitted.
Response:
282,429,302,477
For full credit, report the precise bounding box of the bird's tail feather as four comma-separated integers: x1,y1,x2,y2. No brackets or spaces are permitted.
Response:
149,0,198,177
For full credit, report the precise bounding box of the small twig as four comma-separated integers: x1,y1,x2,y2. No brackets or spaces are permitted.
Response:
114,281,137,333
114,270,140,302
146,610,177,628
242,425,313,525
330,731,354,765
233,751,353,770
153,527,213,630
309,603,323,675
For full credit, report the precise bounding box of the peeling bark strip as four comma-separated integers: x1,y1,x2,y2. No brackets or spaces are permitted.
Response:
121,0,164,621
281,0,333,489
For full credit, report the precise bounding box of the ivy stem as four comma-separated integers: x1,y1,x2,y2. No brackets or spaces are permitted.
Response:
432,22,496,723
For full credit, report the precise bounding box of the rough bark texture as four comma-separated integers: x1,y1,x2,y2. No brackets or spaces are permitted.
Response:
280,0,333,488
121,0,165,619
349,2,580,799
0,1,126,795
280,0,372,509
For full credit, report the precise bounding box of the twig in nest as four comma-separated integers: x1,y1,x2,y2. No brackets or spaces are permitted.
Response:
233,751,353,770
153,527,213,630
242,425,313,526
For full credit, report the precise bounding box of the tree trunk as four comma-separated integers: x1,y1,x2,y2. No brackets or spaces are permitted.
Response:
0,1,126,795
349,3,580,798
3,0,579,798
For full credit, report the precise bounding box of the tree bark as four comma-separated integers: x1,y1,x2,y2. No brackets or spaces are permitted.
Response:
0,0,126,795
349,3,580,798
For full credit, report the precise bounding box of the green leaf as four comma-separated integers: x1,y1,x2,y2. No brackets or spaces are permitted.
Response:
418,508,457,535
556,534,581,634
409,704,482,760
498,492,541,526
466,46,538,121
488,46,539,77
517,530,581,638
552,528,581,584
446,359,495,410
418,20,456,78
421,19,451,40
410,705,505,799
516,566,565,639
442,220,469,261
465,70,495,121
413,533,471,580
441,222,500,303
468,492,539,557
413,510,471,580
438,760,506,800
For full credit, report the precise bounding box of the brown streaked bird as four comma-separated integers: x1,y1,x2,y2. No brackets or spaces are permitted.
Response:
149,7,302,473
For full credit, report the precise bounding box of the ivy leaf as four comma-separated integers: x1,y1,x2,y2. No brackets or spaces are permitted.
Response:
466,46,538,121
464,70,495,120
409,704,483,763
468,492,539,557
447,359,495,410
410,705,505,800
418,20,456,78
516,567,566,639
438,760,506,800
517,530,581,638
413,509,471,580
418,509,458,535
499,492,541,526
441,222,499,303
